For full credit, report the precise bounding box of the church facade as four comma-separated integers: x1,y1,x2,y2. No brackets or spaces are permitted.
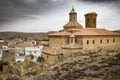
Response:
41,8,120,64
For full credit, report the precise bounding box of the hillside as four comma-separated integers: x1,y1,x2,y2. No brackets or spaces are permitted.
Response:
0,32,48,41
25,48,120,80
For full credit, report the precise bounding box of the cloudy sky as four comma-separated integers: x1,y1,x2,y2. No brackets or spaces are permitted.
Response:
0,0,120,32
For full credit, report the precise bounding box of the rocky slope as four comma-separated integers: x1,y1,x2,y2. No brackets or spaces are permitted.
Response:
25,48,120,80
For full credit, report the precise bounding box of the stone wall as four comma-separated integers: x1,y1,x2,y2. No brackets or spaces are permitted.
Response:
49,36,68,48
42,35,120,65
42,53,57,65
82,35,120,50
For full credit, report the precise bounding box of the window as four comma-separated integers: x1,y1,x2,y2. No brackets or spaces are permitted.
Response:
58,56,60,59
100,40,102,43
47,56,49,58
71,38,73,43
107,39,109,43
93,40,95,44
113,39,115,43
87,40,89,44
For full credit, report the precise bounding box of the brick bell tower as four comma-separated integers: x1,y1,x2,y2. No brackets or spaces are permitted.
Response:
84,12,97,28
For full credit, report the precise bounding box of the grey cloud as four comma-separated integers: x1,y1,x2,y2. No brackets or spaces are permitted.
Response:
77,0,120,12
0,0,67,22
78,0,120,2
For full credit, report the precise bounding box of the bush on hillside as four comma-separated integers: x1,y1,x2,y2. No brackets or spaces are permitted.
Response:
115,53,120,59
37,56,44,62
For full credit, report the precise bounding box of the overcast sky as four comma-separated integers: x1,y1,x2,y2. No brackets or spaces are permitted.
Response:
0,0,120,32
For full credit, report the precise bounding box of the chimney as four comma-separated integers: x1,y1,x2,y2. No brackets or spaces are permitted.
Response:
85,12,97,28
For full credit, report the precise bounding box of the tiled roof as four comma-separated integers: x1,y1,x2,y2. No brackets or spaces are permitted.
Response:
42,47,62,55
48,28,120,36
62,43,83,49
64,21,83,30
48,31,71,36
17,41,35,47
74,28,120,36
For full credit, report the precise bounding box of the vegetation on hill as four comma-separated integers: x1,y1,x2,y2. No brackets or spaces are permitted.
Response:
25,48,120,80
0,32,49,41
115,53,120,59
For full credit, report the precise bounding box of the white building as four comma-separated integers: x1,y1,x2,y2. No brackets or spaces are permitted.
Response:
0,49,3,60
15,56,25,62
0,40,5,43
25,46,43,62
15,45,43,62
2,46,9,51
15,47,25,56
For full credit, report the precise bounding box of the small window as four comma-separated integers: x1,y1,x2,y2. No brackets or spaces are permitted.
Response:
93,40,95,44
107,39,109,43
71,38,73,43
100,40,102,43
47,56,49,58
113,39,115,43
87,40,89,44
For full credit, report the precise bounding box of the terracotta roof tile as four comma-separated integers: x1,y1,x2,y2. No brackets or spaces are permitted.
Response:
74,28,120,36
48,31,71,36
42,47,62,55
48,28,119,36
64,21,83,30
62,43,82,49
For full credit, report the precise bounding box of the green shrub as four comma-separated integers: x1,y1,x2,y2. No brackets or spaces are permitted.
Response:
115,53,120,59
37,56,44,62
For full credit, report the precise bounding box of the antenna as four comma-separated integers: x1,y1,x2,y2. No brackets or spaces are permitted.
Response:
72,6,74,9
71,0,75,9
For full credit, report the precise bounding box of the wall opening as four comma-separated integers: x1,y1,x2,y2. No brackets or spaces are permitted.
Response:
93,40,95,44
100,39,102,43
107,39,109,43
113,39,115,43
87,40,89,44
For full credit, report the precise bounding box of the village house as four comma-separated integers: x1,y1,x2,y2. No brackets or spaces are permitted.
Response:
25,46,43,62
41,8,120,65
15,40,37,55
0,48,3,60
0,40,9,51
15,40,43,62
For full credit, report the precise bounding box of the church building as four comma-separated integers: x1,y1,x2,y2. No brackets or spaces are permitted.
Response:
41,8,120,64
